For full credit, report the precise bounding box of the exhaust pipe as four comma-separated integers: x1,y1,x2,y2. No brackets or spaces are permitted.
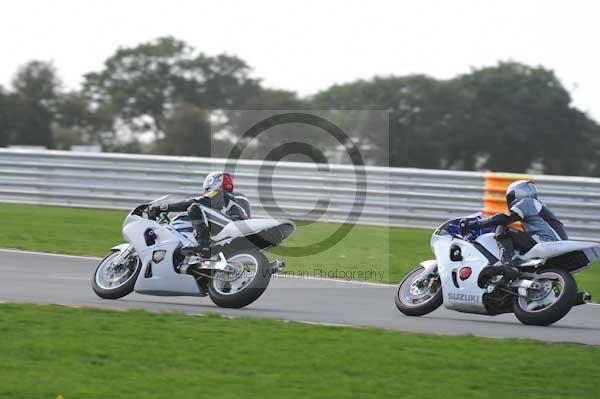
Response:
574,291,592,306
270,260,285,273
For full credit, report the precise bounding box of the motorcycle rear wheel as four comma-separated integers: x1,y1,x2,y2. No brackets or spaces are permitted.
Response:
208,248,271,309
395,266,443,316
513,268,577,326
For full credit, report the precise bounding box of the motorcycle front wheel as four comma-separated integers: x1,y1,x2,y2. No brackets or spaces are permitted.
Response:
513,268,577,326
208,248,272,309
92,247,141,300
395,266,443,316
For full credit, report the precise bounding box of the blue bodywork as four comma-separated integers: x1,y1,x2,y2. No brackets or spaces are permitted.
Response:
444,213,493,239
169,214,193,233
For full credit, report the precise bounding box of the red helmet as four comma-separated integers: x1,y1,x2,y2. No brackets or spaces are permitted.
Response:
203,172,234,192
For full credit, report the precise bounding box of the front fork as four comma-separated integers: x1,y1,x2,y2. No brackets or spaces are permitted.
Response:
111,244,134,265
413,260,438,284
412,260,439,292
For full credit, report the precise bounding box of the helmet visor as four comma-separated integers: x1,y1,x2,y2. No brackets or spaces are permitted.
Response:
506,190,516,208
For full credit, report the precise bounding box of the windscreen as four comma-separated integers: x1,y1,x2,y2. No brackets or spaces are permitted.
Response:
148,195,188,207
433,212,491,238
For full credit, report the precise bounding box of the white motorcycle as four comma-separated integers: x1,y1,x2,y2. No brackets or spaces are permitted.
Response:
395,213,599,325
92,196,295,308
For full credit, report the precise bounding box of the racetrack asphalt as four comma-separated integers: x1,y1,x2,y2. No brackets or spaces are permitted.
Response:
1,249,599,345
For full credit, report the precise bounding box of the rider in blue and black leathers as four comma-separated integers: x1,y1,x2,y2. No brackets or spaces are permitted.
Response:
460,180,567,286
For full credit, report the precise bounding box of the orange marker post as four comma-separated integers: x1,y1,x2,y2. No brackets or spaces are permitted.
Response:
483,172,533,231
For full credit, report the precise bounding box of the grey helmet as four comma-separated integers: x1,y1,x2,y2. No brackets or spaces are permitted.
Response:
506,180,537,207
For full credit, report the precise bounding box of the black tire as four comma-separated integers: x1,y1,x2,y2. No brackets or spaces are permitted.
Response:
208,249,271,309
513,268,577,326
92,250,141,300
395,267,443,316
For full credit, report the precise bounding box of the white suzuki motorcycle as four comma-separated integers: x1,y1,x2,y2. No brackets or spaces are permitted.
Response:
395,214,599,325
92,196,295,308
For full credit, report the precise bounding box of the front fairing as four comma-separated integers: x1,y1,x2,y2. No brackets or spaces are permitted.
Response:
123,214,144,233
118,198,203,297
123,195,188,237
431,233,490,314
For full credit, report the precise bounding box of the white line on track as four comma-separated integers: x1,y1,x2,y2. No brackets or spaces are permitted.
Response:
2,248,599,304
283,275,397,287
0,248,101,261
0,248,397,287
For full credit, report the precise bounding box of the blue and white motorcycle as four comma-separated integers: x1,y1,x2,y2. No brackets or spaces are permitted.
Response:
395,213,599,325
92,196,295,308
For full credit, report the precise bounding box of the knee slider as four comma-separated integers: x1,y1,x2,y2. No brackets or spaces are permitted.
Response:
494,225,510,239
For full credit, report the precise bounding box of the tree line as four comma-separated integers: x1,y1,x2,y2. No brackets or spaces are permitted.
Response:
1,36,599,176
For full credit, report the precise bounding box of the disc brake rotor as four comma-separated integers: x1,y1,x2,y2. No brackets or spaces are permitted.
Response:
521,275,563,311
96,251,138,289
527,280,553,301
408,275,436,300
212,262,245,282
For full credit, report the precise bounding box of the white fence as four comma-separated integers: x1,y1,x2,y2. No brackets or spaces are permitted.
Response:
0,148,599,240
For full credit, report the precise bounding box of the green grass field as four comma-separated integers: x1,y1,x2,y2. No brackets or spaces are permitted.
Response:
0,303,598,399
0,203,598,298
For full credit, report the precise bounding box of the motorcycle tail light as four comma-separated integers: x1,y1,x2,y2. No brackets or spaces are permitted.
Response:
459,267,472,280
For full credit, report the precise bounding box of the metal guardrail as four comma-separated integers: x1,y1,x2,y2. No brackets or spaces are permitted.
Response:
0,148,598,239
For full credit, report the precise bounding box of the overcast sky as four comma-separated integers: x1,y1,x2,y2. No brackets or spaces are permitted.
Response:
2,0,599,121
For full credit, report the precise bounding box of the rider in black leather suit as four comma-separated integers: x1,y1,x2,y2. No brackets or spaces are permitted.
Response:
149,172,250,259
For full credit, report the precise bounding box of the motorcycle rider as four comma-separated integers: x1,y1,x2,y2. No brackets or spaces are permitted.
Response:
148,172,250,261
460,180,568,287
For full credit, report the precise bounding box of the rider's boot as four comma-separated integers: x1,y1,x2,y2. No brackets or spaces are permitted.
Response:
181,221,211,265
477,233,520,288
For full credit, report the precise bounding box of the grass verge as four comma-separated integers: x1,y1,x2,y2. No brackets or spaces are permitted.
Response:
0,303,598,399
0,203,598,298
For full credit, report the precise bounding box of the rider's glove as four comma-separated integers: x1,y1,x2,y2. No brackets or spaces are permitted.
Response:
148,204,167,219
459,218,478,233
